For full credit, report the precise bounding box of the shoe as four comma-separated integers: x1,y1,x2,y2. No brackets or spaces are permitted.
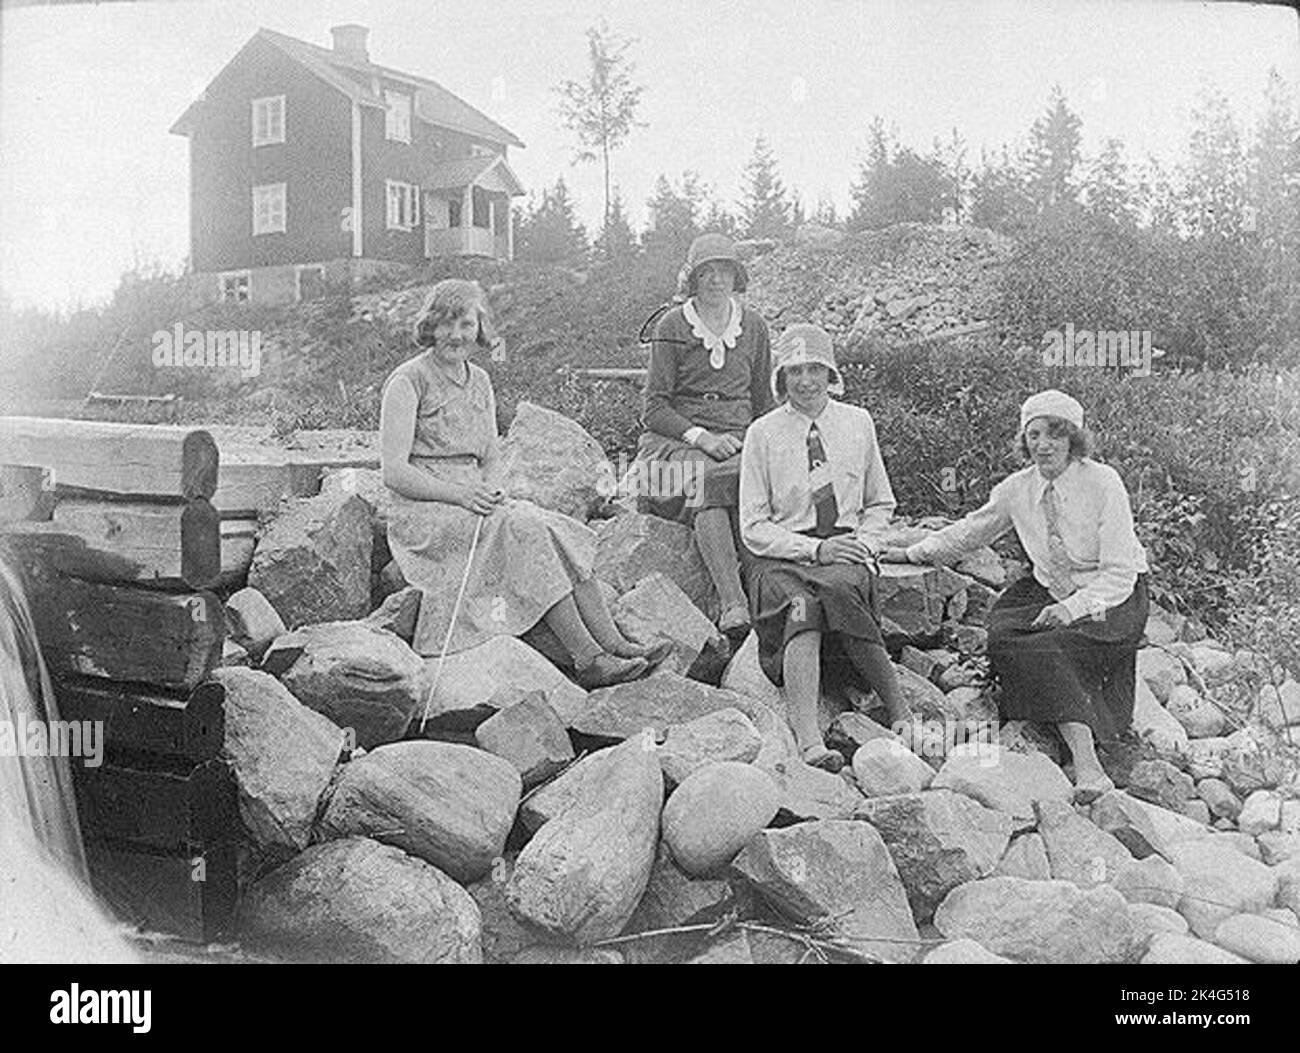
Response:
718,604,751,634
1072,773,1116,804
574,653,649,689
800,743,845,773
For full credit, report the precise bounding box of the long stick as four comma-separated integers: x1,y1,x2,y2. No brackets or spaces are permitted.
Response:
418,514,485,731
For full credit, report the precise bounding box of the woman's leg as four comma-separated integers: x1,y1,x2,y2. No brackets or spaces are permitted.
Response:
844,640,912,725
572,578,659,658
544,592,647,687
783,630,825,752
694,508,749,624
1059,720,1109,786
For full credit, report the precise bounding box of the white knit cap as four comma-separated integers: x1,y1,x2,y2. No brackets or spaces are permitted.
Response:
771,323,845,400
1019,389,1084,432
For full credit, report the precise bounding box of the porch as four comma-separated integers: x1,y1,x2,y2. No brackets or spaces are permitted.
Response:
422,155,523,261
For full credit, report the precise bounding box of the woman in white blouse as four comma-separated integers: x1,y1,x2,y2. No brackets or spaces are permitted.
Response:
881,389,1149,801
739,324,912,771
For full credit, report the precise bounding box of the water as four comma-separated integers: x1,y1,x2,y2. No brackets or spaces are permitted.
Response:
0,546,137,962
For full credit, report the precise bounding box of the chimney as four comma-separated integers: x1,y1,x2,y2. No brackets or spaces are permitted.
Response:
330,24,369,62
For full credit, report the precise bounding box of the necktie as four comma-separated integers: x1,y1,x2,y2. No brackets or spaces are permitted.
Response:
1040,481,1076,601
807,421,840,538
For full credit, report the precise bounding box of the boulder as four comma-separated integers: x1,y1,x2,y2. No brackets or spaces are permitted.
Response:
1141,932,1248,964
1091,790,1209,860
731,820,920,964
612,572,729,682
766,758,863,821
319,741,521,883
855,789,1013,922
1035,799,1134,887
247,491,372,628
1166,838,1279,938
474,692,574,789
1112,854,1185,909
509,946,624,964
211,668,344,853
1257,679,1300,731
1237,789,1283,836
930,744,1073,826
240,837,481,963
224,587,286,660
1126,759,1195,813
364,585,421,643
851,738,934,797
826,711,901,755
505,738,663,943
1128,902,1190,940
1136,647,1186,703
498,401,617,522
1219,727,1291,796
263,620,427,749
893,663,963,726
422,636,587,732
1211,912,1300,964
319,466,398,567
1184,735,1233,780
657,708,762,784
662,761,781,876
998,720,1065,764
793,222,845,250
720,632,783,711
993,833,1051,880
923,939,1013,964
1131,677,1189,756
1275,860,1300,916
933,877,1144,964
572,672,762,742
624,844,733,934
1258,832,1300,865
465,861,533,964
1165,684,1226,739
594,513,717,620
875,563,950,638
1195,778,1242,821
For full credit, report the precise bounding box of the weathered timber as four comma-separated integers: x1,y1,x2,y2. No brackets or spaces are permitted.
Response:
212,455,321,516
0,416,218,499
219,518,257,586
73,758,239,855
55,677,225,761
0,464,55,523
9,553,223,689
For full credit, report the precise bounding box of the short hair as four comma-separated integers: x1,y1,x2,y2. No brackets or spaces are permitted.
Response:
1017,416,1093,460
412,279,497,350
687,259,747,297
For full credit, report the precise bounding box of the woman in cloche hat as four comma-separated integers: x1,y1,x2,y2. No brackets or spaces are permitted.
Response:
881,389,1150,801
634,233,774,641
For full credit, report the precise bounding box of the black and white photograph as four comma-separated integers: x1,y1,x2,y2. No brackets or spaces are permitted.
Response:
1,0,1298,1006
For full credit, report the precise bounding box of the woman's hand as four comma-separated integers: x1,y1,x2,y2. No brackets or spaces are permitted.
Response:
459,483,505,516
877,547,914,564
696,431,743,461
1031,602,1073,629
816,536,877,565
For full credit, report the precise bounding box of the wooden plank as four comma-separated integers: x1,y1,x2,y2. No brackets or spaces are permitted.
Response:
0,464,55,523
7,551,223,689
219,518,257,586
55,677,225,761
0,416,218,499
85,840,237,943
73,758,239,856
212,456,321,515
34,497,221,588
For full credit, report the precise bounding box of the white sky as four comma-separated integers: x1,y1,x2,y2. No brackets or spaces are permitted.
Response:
0,0,1296,311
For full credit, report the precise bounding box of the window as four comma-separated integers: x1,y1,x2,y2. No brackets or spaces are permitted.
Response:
219,271,251,303
295,265,326,302
384,91,412,143
252,183,286,235
386,180,420,230
447,197,462,228
469,143,494,158
251,96,285,146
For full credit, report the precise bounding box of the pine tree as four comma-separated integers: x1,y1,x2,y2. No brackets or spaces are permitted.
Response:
1082,138,1137,227
1026,85,1083,215
738,135,793,239
847,119,948,231
1184,84,1248,240
643,171,708,257
514,179,589,265
594,190,637,261
969,146,1035,233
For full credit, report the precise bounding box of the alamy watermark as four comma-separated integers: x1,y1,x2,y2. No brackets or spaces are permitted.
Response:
1042,322,1152,377
888,717,1001,768
0,717,103,768
600,453,707,507
152,323,262,378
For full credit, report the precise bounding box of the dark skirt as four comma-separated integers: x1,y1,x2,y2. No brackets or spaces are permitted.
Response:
988,574,1149,744
748,557,885,688
633,431,740,525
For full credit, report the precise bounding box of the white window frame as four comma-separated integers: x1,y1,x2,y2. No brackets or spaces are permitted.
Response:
384,90,412,144
251,95,285,146
386,180,420,231
219,270,251,303
252,183,287,235
294,264,326,302
468,143,494,158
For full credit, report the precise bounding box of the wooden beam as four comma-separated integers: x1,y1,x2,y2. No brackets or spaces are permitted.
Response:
0,464,55,523
212,454,321,516
55,677,225,761
0,416,218,499
7,550,223,690
219,518,257,586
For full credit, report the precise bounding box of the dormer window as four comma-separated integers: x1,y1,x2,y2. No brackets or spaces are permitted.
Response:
385,91,411,143
251,95,285,146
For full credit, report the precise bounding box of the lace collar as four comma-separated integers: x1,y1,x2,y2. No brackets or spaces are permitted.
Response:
683,297,744,369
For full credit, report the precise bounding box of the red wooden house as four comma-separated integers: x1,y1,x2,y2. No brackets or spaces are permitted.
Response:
171,25,525,304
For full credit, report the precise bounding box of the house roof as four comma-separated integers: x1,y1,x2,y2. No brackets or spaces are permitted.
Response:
424,156,525,196
171,27,524,148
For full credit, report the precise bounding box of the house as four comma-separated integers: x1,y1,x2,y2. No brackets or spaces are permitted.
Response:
170,25,525,304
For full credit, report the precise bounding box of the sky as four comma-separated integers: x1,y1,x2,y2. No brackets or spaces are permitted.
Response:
0,0,1296,312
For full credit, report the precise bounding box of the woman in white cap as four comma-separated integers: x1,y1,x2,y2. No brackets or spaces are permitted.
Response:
881,389,1149,800
739,324,912,771
382,279,666,689
636,233,774,639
